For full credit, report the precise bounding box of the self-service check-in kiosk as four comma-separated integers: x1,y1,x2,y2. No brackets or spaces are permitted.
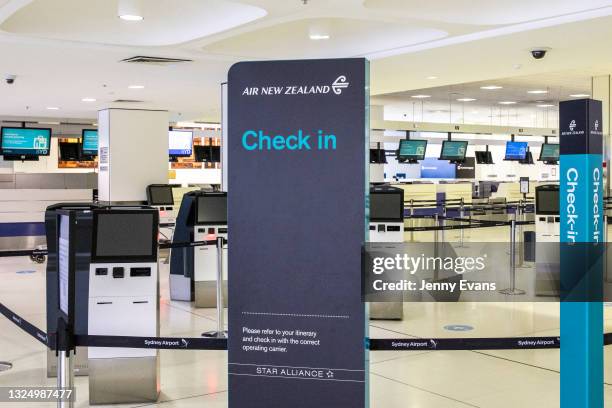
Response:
46,203,98,378
87,208,160,404
146,184,177,226
169,190,227,306
369,185,404,320
535,184,560,296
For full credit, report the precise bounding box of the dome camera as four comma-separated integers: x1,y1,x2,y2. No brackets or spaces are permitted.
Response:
5,74,16,84
530,49,549,60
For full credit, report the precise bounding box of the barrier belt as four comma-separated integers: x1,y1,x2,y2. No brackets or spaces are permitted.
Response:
0,302,48,346
76,334,227,350
368,336,561,351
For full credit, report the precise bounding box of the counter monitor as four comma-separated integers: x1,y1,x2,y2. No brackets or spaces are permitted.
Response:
439,140,468,162
81,129,98,157
539,143,559,163
397,140,427,162
475,151,494,164
169,130,193,157
504,141,528,161
1,127,51,156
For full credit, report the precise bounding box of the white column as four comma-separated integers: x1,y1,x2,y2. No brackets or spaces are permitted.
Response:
98,108,169,202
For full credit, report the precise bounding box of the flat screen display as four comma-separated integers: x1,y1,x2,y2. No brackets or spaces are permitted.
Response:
539,143,559,162
420,158,456,178
475,151,493,164
169,130,193,156
94,212,156,260
81,129,98,156
1,127,51,156
210,146,221,163
370,192,403,222
504,141,528,160
196,195,227,225
147,185,174,206
439,141,468,161
536,188,559,215
398,140,427,161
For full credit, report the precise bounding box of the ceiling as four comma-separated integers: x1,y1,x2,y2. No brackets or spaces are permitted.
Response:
0,0,611,121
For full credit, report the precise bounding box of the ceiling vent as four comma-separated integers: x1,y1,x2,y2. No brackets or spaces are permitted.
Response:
113,99,144,103
121,56,193,66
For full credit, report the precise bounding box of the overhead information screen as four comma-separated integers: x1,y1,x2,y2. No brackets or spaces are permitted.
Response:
148,185,174,206
81,129,98,156
93,212,156,261
196,195,227,225
169,130,193,156
370,192,403,222
1,127,51,156
439,140,468,161
536,188,560,215
398,139,427,162
539,143,559,162
504,141,528,160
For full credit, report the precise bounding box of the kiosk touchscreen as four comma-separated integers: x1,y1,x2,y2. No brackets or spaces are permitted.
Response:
534,184,560,296
439,140,468,163
146,184,177,226
193,192,228,308
87,208,160,404
397,139,427,163
369,185,404,320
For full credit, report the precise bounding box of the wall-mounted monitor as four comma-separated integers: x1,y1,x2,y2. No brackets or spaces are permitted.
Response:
81,129,98,157
538,143,559,164
397,139,427,163
169,130,193,157
59,142,80,161
475,151,494,164
1,127,51,158
146,184,174,206
439,140,468,162
196,194,227,225
504,141,528,161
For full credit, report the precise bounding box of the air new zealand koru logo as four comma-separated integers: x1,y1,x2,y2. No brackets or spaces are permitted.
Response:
569,120,577,131
332,76,349,95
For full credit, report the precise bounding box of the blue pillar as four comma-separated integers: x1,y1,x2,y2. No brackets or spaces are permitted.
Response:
559,99,604,407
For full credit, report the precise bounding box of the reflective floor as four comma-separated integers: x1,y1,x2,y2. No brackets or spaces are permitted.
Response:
1,225,611,407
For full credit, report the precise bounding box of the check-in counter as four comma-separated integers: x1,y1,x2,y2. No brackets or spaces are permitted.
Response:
0,189,92,251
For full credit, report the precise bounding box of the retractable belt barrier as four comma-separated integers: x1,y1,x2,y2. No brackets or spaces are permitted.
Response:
2,301,612,352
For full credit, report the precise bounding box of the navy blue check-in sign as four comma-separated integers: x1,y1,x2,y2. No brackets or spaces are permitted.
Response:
227,59,368,408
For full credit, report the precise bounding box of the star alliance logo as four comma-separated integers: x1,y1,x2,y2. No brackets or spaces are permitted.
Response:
332,76,349,95
569,120,576,131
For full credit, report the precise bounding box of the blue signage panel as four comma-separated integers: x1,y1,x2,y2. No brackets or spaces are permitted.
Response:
559,98,603,408
228,59,368,407
0,127,51,155
82,130,98,155
420,158,456,178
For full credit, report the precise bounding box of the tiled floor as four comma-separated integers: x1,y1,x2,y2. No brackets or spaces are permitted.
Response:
0,224,610,407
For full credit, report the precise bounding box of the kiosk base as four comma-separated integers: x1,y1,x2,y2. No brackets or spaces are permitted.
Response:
170,274,192,302
89,355,159,405
46,347,88,377
195,280,228,308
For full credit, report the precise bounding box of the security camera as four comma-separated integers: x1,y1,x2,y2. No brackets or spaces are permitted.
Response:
530,49,549,60
5,74,16,84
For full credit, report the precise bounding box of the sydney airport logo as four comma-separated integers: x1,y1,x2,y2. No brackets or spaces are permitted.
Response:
241,75,349,96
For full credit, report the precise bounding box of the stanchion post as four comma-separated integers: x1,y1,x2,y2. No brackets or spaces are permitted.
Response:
56,319,74,408
203,237,227,338
459,198,465,247
499,219,525,295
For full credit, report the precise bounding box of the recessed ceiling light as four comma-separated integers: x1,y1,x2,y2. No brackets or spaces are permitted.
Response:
457,98,476,102
498,101,517,105
309,34,330,40
426,76,438,80
128,85,145,89
480,85,503,90
46,107,60,110
411,94,431,99
82,97,96,102
569,93,590,98
527,90,548,94
118,0,143,21
537,104,555,108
